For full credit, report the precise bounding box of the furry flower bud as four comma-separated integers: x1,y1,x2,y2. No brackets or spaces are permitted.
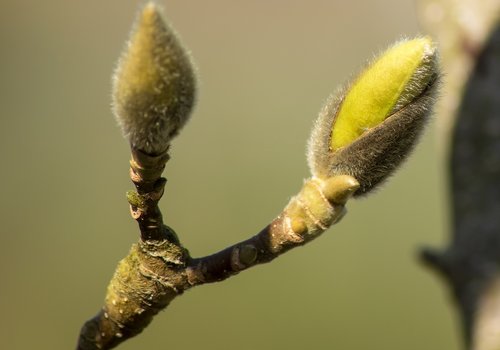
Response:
308,37,439,195
112,2,196,155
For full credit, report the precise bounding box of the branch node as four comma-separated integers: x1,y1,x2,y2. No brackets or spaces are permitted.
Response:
230,245,259,271
290,217,308,236
320,175,360,205
240,245,257,265
129,148,170,195
186,264,207,285
283,216,306,243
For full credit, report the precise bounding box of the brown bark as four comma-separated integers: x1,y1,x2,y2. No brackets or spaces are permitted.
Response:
76,148,359,350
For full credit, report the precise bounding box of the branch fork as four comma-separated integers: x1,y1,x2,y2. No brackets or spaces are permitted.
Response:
77,148,359,349
77,3,439,349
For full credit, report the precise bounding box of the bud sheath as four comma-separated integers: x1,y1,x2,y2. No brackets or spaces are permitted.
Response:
308,37,439,195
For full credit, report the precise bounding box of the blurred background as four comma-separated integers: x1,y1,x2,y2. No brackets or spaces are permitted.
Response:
0,1,457,349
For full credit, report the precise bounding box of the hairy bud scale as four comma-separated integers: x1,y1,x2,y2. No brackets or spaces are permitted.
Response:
307,37,439,195
112,2,196,155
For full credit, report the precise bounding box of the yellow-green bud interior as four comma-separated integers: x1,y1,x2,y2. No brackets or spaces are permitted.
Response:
330,37,432,150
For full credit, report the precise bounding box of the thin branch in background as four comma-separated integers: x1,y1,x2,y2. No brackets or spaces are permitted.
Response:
417,0,500,155
421,22,500,350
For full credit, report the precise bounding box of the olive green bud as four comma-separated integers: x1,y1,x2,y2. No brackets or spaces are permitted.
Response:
112,2,196,155
307,37,439,195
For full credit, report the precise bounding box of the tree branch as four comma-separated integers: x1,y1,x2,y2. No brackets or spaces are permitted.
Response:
187,175,357,285
77,4,439,348
421,23,500,350
77,153,359,350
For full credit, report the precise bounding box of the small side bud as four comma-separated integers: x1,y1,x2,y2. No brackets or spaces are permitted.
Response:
307,37,439,195
112,2,196,155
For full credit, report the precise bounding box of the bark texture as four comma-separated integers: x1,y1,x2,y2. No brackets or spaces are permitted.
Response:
76,148,359,350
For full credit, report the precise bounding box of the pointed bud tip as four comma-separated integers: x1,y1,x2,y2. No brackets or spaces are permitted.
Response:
143,1,159,12
141,2,164,25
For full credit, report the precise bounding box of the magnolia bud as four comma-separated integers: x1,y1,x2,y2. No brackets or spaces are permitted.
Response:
112,2,196,155
308,37,439,195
